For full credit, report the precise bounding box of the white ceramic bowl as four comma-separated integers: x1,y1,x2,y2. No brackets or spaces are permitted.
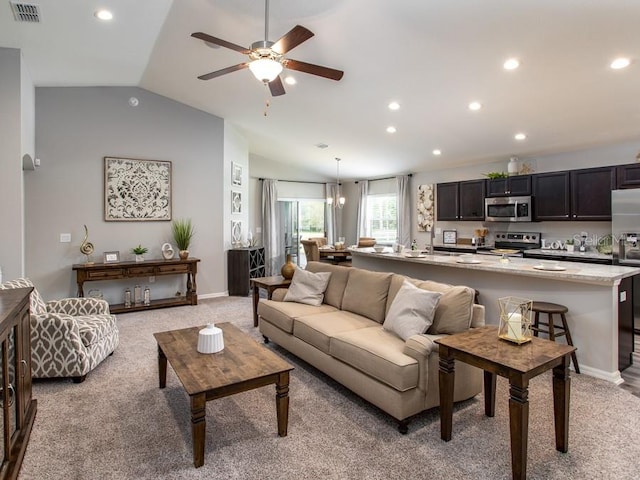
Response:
459,254,475,263
406,250,421,257
373,246,386,253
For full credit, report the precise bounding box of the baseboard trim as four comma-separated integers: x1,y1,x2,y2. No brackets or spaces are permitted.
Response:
579,365,623,385
198,292,230,300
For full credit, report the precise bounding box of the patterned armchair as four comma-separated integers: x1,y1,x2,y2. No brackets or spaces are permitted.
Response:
0,278,119,383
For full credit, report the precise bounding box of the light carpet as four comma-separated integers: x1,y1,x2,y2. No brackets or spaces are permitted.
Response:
18,297,640,479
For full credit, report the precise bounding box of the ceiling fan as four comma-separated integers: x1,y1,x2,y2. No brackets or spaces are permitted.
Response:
191,0,344,96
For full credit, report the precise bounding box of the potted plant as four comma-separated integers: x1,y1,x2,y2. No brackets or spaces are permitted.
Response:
565,239,575,253
131,244,148,262
172,218,195,260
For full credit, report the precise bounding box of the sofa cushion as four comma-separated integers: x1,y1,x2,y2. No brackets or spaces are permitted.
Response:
258,300,337,334
294,311,378,354
385,274,424,316
284,268,331,306
330,327,419,392
420,281,475,334
76,314,118,347
383,280,442,340
341,269,393,323
305,262,351,309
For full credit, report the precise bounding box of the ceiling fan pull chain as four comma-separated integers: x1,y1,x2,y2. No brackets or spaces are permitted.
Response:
264,83,271,117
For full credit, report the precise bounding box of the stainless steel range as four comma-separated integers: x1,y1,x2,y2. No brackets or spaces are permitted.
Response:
477,231,541,257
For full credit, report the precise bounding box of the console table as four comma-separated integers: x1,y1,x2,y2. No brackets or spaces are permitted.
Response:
72,258,200,314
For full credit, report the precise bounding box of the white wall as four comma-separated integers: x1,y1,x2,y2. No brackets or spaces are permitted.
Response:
28,86,226,302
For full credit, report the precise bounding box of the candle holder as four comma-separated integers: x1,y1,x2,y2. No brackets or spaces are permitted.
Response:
498,296,533,344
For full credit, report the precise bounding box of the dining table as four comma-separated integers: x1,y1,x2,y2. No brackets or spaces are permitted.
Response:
318,246,352,263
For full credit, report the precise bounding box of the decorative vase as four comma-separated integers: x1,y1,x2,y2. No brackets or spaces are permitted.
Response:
179,250,189,260
281,254,296,279
566,244,574,253
161,243,175,260
135,254,144,262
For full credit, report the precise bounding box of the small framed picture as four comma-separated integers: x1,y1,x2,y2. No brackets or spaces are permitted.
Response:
231,190,242,214
232,162,242,186
103,251,121,263
443,230,457,244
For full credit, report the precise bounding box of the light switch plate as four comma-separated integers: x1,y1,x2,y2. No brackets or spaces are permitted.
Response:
59,233,71,243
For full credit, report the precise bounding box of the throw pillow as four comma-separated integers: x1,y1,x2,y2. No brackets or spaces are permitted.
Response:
383,280,442,341
284,268,332,306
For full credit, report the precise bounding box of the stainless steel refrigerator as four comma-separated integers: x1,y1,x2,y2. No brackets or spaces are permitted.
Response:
612,189,640,369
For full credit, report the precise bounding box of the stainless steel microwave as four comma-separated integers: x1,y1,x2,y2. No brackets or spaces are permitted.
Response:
484,196,532,222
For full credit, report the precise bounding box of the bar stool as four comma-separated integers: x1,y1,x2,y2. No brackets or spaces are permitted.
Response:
531,301,580,373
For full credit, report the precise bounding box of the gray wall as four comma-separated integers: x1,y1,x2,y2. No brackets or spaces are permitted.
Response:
28,86,226,302
0,47,33,281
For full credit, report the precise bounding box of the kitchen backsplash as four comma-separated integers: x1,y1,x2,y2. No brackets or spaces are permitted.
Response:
419,220,611,251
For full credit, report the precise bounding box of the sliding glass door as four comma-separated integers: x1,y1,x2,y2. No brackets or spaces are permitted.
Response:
279,199,326,265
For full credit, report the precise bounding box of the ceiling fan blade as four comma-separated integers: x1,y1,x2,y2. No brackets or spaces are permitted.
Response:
268,76,286,96
285,59,344,81
271,25,314,54
197,63,249,80
191,32,251,54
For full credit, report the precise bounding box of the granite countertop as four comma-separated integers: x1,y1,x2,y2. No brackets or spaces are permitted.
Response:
349,249,639,286
524,248,613,261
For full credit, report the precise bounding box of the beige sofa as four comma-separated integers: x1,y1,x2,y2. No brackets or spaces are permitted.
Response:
258,261,483,433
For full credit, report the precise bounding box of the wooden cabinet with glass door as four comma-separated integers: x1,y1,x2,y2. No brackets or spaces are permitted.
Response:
0,287,37,480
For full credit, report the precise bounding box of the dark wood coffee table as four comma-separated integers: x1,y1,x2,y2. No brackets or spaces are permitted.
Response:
435,326,576,480
154,322,294,467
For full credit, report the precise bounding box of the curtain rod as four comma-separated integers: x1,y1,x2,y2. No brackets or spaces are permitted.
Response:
355,173,412,184
257,178,330,185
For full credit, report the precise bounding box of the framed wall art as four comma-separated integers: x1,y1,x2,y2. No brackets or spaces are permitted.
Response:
231,220,242,246
232,162,242,186
104,157,172,221
232,190,242,214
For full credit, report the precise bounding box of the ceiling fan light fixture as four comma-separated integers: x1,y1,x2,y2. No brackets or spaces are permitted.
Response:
249,58,283,83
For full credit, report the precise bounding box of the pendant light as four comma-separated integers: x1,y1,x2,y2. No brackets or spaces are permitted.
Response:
327,157,346,208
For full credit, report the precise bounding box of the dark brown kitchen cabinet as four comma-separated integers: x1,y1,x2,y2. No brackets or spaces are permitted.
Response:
436,182,459,220
532,171,571,220
436,180,485,221
458,179,486,220
485,175,531,197
616,163,640,189
570,166,616,220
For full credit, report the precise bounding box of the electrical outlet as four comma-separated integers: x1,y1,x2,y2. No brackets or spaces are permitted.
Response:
59,233,71,243
149,276,155,283
620,291,627,302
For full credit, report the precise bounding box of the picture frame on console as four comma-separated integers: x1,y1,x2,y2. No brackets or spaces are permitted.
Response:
103,251,120,263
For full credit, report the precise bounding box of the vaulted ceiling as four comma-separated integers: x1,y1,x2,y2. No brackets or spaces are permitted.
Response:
2,0,639,179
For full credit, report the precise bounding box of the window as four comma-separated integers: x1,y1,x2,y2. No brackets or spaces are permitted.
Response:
366,193,397,244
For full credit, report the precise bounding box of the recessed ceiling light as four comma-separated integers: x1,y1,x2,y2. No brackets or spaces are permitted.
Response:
503,58,520,70
468,101,482,111
388,101,400,111
610,57,631,70
386,126,397,134
514,132,527,141
284,76,296,85
432,149,442,156
95,9,113,20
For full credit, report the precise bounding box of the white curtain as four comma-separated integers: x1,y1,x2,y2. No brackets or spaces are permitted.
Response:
325,183,338,244
356,180,369,239
396,175,411,247
262,179,281,276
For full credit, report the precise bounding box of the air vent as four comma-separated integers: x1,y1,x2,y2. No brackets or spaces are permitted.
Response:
10,2,40,22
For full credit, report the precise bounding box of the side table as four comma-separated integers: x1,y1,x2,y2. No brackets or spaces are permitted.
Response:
250,276,292,327
435,326,576,480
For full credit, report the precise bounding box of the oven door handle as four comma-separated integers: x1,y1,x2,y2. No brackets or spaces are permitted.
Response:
513,200,518,219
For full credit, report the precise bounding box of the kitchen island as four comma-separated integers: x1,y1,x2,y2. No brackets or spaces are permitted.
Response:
351,249,639,384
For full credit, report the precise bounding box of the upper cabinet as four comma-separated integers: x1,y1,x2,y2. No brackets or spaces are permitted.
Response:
533,167,615,221
436,182,459,221
532,171,571,221
486,175,531,197
616,164,640,189
570,166,616,220
436,180,485,221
